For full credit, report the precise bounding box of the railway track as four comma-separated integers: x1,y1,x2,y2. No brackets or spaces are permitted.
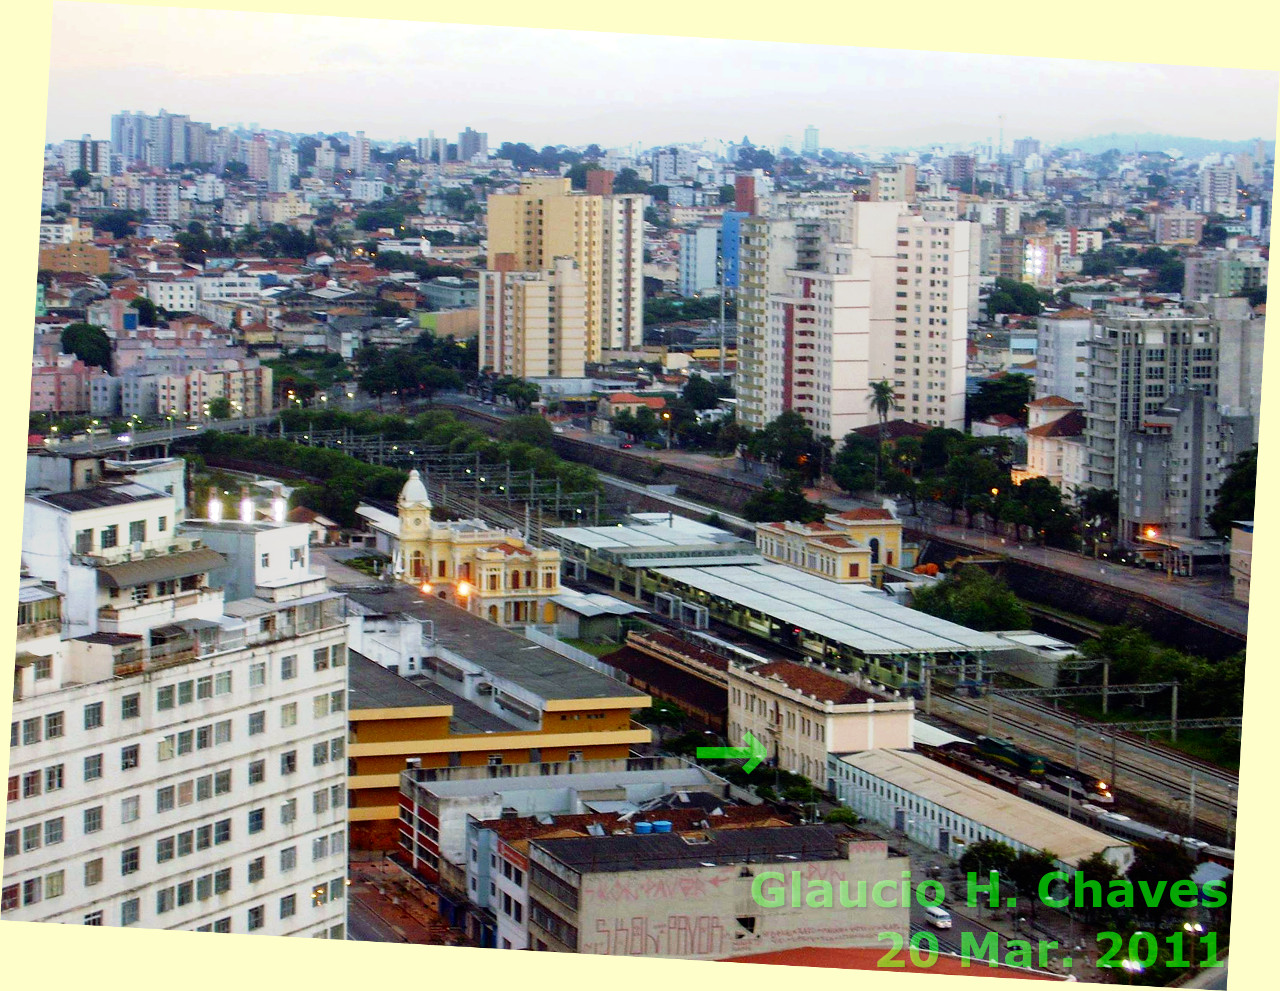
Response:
940,694,1236,821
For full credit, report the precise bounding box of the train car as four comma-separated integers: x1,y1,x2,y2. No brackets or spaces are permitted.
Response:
975,735,1045,776
1041,757,1114,805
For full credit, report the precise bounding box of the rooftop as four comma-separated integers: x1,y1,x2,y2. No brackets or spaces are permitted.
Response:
746,660,882,705
532,823,864,874
836,749,1131,867
652,564,1010,656
338,582,646,703
34,483,168,512
348,650,518,734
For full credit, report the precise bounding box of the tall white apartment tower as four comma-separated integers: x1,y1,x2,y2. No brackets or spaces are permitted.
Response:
4,482,350,938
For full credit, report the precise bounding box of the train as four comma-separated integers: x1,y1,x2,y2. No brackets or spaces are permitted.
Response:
974,735,1113,804
1015,783,1234,866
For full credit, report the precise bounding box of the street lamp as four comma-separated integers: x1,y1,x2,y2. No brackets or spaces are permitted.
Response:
1120,958,1144,984
1183,921,1204,968
662,410,672,449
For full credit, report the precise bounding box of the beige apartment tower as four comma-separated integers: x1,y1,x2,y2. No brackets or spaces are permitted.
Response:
486,178,643,363
478,257,588,379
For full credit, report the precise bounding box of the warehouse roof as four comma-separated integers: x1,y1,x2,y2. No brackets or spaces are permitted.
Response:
835,749,1131,867
652,564,1010,656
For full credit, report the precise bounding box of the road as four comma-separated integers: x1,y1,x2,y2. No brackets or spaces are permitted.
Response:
45,414,276,456
347,897,408,942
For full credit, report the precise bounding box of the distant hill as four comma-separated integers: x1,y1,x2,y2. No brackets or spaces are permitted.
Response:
1055,133,1275,158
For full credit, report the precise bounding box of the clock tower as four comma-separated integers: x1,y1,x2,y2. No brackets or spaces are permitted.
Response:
397,469,433,580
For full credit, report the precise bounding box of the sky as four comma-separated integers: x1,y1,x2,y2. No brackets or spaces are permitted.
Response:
46,3,1279,152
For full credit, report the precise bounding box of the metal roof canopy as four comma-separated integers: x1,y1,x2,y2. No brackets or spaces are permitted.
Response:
651,564,1010,656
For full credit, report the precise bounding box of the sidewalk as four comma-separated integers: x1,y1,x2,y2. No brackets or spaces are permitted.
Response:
348,859,469,945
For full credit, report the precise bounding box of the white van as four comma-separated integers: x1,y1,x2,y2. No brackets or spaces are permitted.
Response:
924,905,953,929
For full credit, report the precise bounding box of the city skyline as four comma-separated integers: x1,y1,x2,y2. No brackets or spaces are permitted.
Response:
48,4,1278,152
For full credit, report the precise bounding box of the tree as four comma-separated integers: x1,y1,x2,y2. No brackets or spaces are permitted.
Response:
958,839,1018,879
750,411,824,481
222,161,248,179
499,415,554,446
868,380,899,490
612,168,649,195
1008,849,1059,919
1208,445,1256,535
742,474,825,523
719,184,736,204
682,374,731,411
636,700,686,743
70,168,92,189
823,806,859,825
207,397,232,420
832,434,878,495
60,323,111,372
909,565,1030,631
967,373,1033,425
1126,840,1198,927
986,277,1043,317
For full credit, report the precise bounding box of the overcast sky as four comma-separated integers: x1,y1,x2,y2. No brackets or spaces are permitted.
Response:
47,3,1278,152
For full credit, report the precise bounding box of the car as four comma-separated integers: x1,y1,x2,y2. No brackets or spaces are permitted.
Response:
620,442,633,449
186,424,201,430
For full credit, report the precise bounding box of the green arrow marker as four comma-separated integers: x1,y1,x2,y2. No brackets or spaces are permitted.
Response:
696,731,767,774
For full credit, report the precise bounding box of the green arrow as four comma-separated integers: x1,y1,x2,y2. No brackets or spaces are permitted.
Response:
696,731,768,774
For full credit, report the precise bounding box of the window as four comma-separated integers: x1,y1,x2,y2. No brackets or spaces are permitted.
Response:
197,774,212,801
157,887,175,914
7,776,18,802
196,875,213,901
197,726,212,750
158,516,167,533
121,897,139,926
313,648,329,671
248,906,264,931
121,744,140,770
214,918,231,933
215,672,232,695
215,720,232,744
280,894,296,918
101,525,119,550
23,878,42,906
281,702,298,727
331,784,345,808
45,764,63,792
281,655,296,680
313,743,329,767
214,868,231,894
84,702,103,729
84,859,103,886
248,711,265,736
215,769,231,795
178,780,194,806
121,796,140,823
330,737,343,761
84,911,103,926
281,751,297,775
121,847,140,875
157,836,175,863
281,799,297,825
22,717,40,745
178,681,194,705
23,823,41,851
177,881,193,907
250,662,266,687
215,818,232,844
249,759,266,785
313,836,329,861
196,676,213,700
313,790,329,814
313,695,328,719
75,529,93,554
44,817,64,846
177,831,193,857
280,846,297,872
121,694,140,719
248,856,265,882
156,785,175,812
129,520,146,543
196,825,212,850
44,712,63,738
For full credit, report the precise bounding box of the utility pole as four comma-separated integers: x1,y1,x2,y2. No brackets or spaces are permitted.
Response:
718,254,727,378
1171,682,1179,742
1187,770,1197,834
923,662,933,717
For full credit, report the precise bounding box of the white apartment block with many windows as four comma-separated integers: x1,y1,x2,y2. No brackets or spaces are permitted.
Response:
5,483,350,937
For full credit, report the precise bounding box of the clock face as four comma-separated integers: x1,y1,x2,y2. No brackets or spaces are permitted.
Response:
413,517,423,526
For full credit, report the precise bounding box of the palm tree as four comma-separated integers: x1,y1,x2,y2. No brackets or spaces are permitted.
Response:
868,380,899,492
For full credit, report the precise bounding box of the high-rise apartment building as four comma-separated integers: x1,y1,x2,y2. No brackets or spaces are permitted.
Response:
1083,309,1220,491
870,163,917,204
738,196,977,434
1200,165,1238,217
478,257,588,379
1182,243,1268,301
1034,308,1094,404
802,125,820,157
4,476,349,937
678,226,719,297
458,127,488,161
1115,389,1252,545
1011,138,1040,161
61,136,113,177
486,178,644,360
245,135,271,183
347,131,372,176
